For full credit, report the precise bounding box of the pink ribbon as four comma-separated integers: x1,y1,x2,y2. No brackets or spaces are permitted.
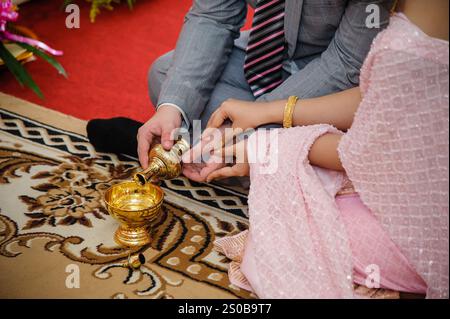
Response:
1,0,63,56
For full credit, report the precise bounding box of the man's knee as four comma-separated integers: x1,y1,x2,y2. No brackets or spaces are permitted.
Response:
148,51,173,106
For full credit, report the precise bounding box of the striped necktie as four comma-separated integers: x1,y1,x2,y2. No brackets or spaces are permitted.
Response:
244,0,286,98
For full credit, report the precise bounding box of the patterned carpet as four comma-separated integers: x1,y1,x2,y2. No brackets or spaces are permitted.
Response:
0,93,253,299
0,93,402,299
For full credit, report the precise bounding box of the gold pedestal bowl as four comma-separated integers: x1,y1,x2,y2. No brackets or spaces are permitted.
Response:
103,181,164,248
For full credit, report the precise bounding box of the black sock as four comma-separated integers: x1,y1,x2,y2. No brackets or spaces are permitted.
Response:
86,117,142,158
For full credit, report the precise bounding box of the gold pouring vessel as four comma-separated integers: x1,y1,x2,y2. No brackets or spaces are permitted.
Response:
103,138,190,248
134,138,190,185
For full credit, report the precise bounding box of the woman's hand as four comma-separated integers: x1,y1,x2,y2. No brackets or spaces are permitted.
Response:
206,99,279,131
182,124,229,183
202,99,283,154
183,99,280,183
182,162,227,183
206,139,250,183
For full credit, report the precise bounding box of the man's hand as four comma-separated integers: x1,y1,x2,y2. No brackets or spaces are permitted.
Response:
137,105,182,169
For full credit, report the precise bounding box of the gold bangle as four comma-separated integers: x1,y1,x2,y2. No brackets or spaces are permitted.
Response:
283,96,298,128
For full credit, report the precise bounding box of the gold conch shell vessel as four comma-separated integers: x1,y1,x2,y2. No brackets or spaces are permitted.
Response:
134,138,190,185
103,139,190,248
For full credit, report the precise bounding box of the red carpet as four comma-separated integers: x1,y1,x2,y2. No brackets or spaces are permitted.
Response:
0,0,192,122
0,0,253,123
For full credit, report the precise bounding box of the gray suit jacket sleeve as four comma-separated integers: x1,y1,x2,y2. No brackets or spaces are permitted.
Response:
157,0,248,125
259,0,393,102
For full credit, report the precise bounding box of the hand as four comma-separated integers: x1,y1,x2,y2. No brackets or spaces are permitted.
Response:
206,139,249,183
182,161,226,183
183,139,250,183
204,99,281,152
137,105,182,169
206,98,273,132
182,124,230,183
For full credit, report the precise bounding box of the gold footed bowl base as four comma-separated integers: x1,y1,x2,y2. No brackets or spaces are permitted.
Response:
114,225,152,248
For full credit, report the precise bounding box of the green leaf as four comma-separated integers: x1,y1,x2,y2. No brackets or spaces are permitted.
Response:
127,0,135,9
17,42,68,78
62,0,74,9
61,0,74,10
0,41,44,98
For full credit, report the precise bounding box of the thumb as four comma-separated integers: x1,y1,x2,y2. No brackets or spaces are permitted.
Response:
161,126,175,151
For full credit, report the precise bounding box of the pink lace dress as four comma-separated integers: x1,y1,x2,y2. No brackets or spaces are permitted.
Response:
215,13,448,298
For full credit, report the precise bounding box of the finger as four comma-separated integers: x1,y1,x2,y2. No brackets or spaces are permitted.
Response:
161,127,175,151
206,166,237,183
182,166,194,178
204,152,225,166
199,126,217,144
183,167,205,182
183,163,204,174
184,127,220,163
198,127,226,157
206,108,227,129
182,162,207,181
218,141,237,163
187,128,223,164
200,162,224,180
211,127,245,158
137,133,152,169
200,129,235,162
182,141,204,164
222,126,241,151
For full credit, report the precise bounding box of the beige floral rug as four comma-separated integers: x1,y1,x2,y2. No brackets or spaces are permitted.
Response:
0,93,253,299
0,93,401,299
